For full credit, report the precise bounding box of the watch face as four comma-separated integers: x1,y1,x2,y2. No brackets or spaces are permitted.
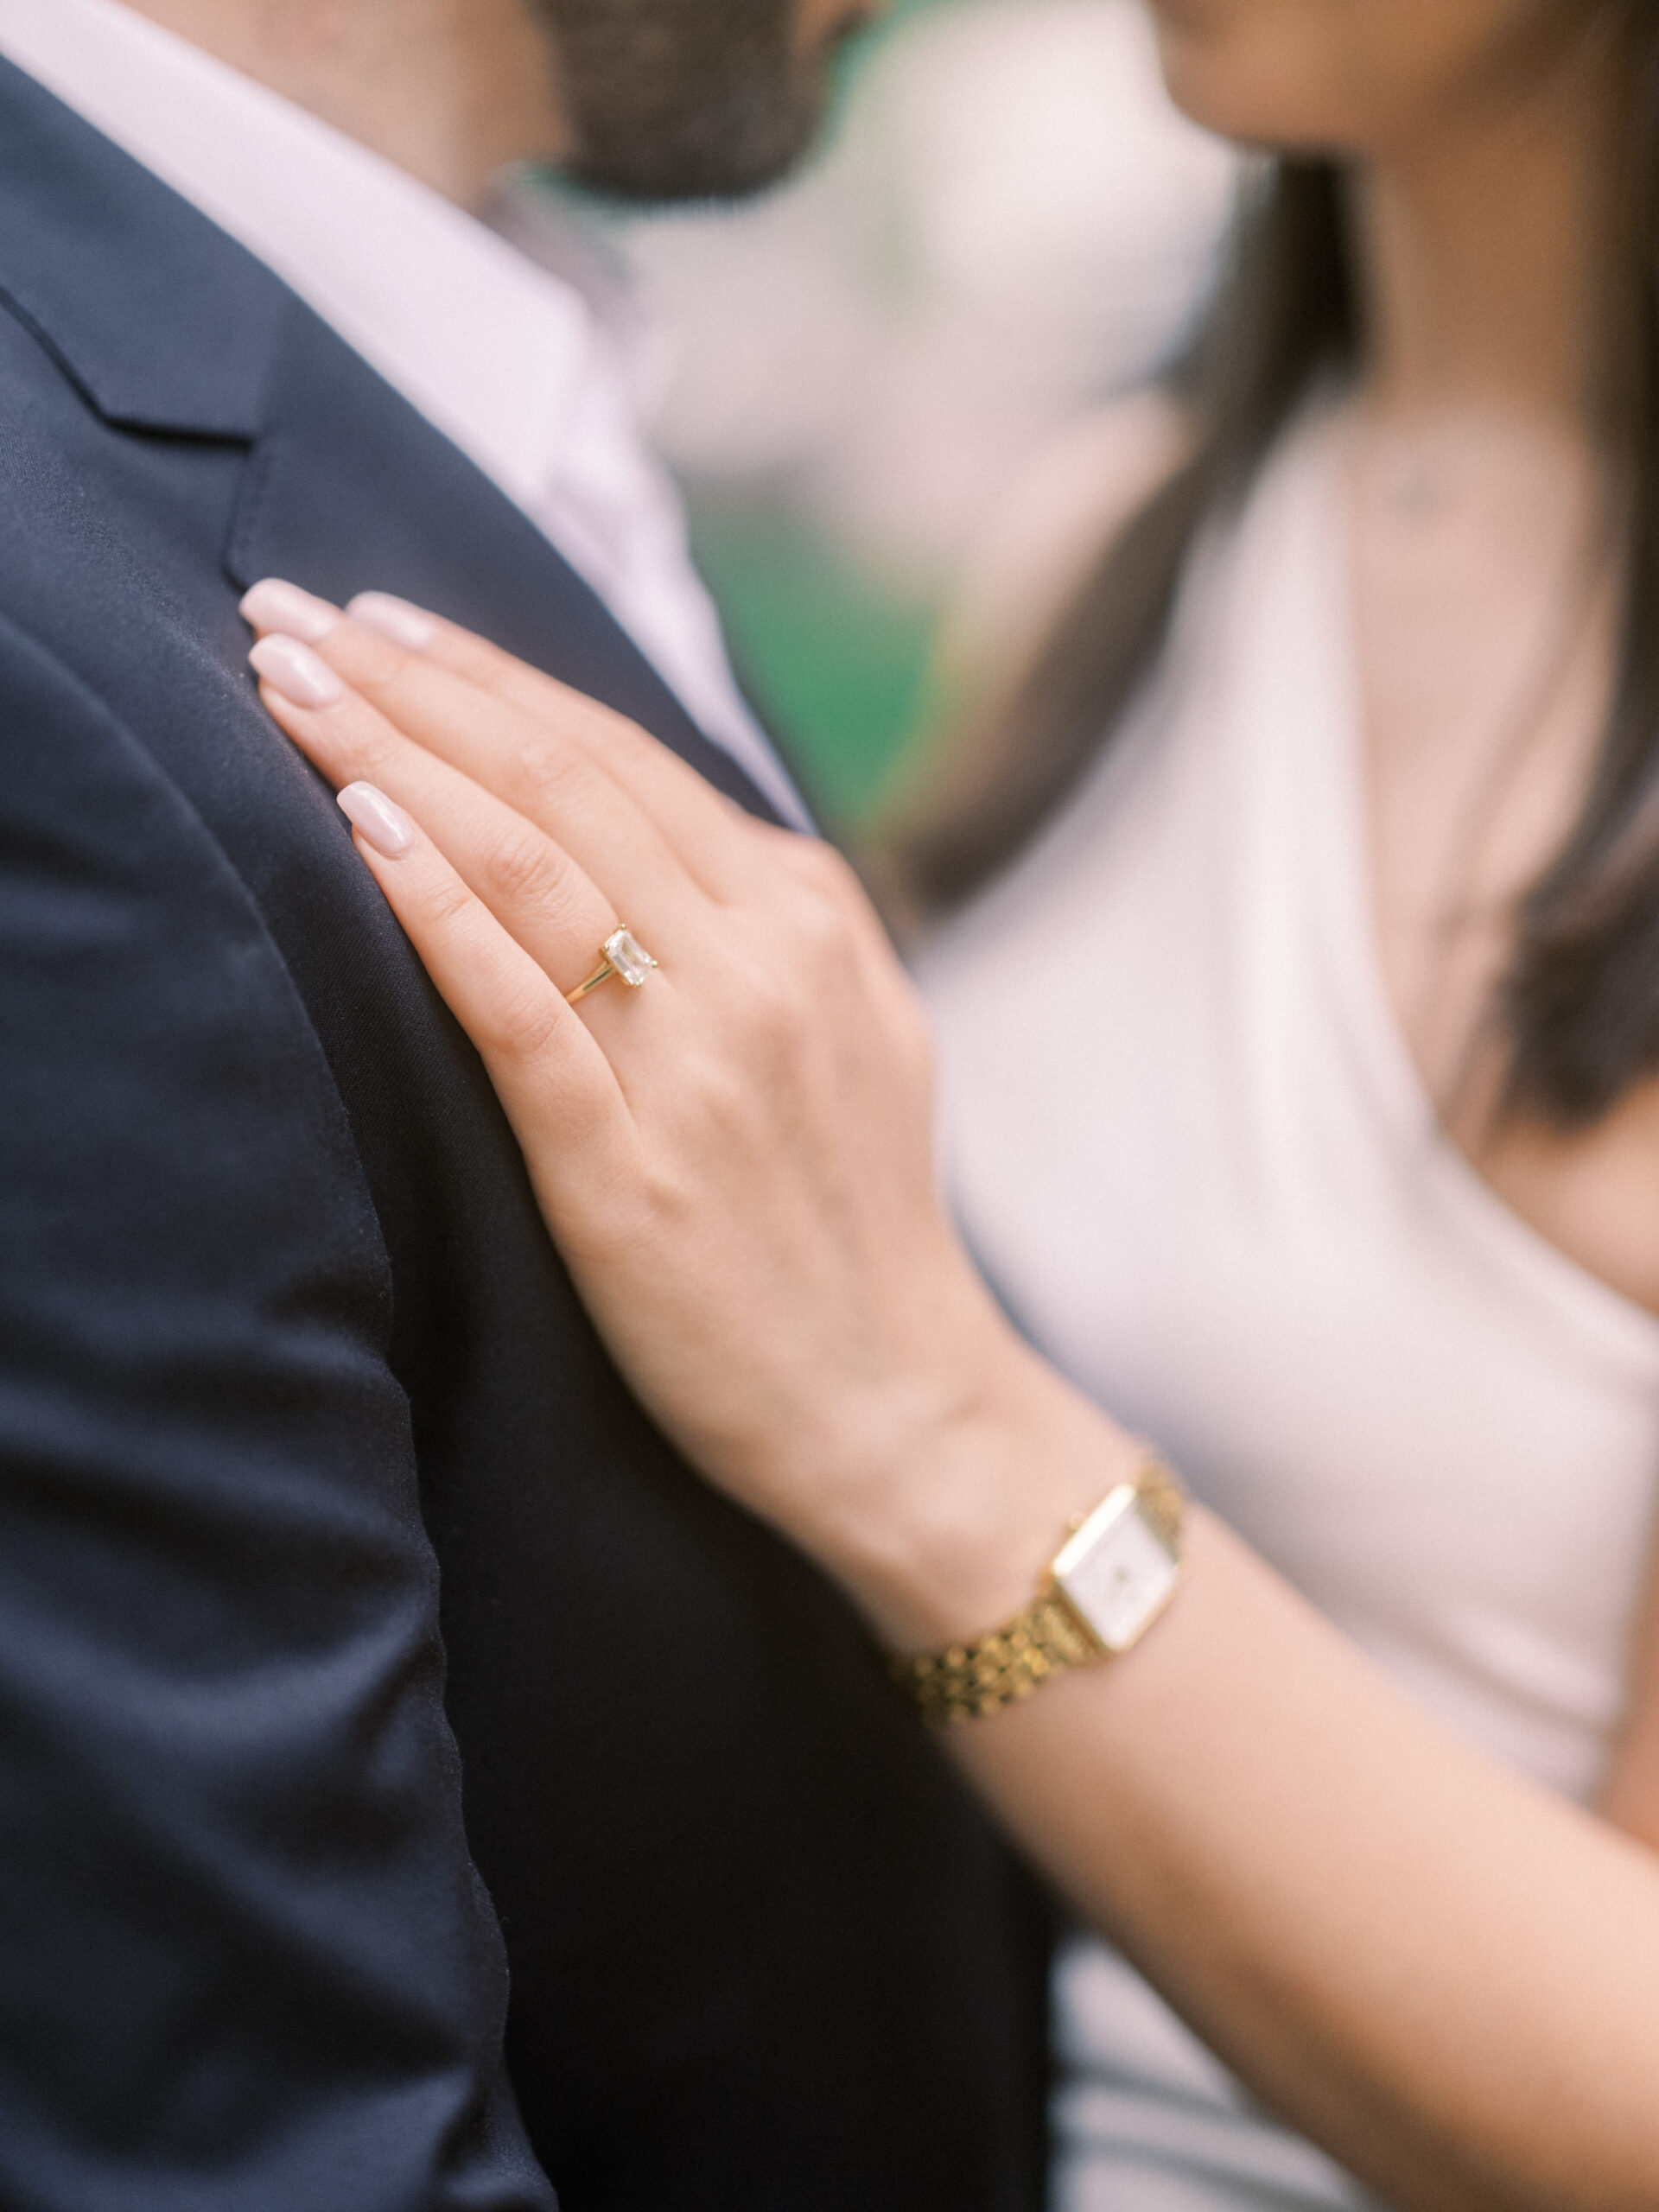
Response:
1056,1493,1182,1653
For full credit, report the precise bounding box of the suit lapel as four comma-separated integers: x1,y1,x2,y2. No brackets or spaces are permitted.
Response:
0,55,281,435
225,304,789,825
0,52,787,829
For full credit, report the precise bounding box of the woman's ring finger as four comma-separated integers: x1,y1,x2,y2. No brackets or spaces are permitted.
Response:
565,924,660,1006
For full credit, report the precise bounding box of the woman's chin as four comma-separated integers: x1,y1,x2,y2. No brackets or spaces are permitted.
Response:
1152,35,1367,159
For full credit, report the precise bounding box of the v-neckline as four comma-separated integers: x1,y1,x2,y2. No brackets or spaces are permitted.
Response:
1277,409,1659,1363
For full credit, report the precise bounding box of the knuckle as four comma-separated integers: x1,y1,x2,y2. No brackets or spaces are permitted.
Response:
353,635,408,690
796,836,857,896
679,1049,751,1139
481,977,563,1067
570,1156,688,1273
334,626,418,702
728,940,787,1017
774,883,855,988
797,885,848,956
334,717,401,779
514,735,590,815
423,872,477,931
734,969,810,1077
479,820,571,912
785,836,862,915
636,1156,697,1230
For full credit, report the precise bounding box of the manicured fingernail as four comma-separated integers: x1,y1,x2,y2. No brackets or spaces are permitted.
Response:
346,592,437,650
240,577,339,643
338,781,416,857
250,633,344,708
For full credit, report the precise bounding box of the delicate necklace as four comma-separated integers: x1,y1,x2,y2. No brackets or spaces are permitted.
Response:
1381,455,1451,519
1348,412,1618,1129
1370,421,1463,522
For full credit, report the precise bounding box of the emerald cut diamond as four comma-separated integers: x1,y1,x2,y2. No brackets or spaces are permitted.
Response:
604,925,658,988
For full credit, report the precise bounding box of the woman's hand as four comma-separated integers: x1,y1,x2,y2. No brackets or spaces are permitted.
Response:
239,580,1132,1646
237,583,1659,2209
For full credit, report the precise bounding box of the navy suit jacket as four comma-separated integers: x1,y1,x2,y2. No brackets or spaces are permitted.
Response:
0,60,1053,2212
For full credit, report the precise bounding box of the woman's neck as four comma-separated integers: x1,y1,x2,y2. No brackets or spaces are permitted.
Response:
1349,20,1623,434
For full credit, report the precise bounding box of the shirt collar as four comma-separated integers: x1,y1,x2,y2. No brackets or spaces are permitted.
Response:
0,0,812,831
0,0,596,521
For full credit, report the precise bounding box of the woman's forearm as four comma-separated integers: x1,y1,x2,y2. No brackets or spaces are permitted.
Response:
237,594,1659,2207
823,1373,1659,2212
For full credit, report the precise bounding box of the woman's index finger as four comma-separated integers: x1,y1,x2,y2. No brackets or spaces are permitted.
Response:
335,779,632,1187
245,580,714,918
342,591,769,902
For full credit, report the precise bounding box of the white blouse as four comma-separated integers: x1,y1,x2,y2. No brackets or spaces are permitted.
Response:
918,414,1659,2210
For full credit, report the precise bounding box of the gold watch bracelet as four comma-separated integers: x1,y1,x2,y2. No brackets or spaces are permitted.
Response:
891,1453,1185,1725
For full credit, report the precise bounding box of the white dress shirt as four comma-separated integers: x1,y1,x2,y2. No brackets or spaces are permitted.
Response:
0,0,806,826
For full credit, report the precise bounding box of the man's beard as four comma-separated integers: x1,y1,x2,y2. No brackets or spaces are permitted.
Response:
535,0,850,202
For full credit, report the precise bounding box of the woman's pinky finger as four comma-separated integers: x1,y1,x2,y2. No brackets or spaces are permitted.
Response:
336,780,631,1192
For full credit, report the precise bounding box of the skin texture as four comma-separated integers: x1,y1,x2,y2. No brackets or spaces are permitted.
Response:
238,575,1659,2212
188,0,1659,2198
120,0,570,203
1147,0,1601,156
1150,0,1659,1305
1150,0,1659,1881
535,0,878,199
123,0,874,206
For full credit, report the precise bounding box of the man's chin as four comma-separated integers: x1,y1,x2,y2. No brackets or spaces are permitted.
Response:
803,0,890,50
541,0,876,208
565,76,834,206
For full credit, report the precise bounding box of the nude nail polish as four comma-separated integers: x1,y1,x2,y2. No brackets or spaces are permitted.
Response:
250,634,344,708
337,781,416,857
346,593,436,650
239,577,339,643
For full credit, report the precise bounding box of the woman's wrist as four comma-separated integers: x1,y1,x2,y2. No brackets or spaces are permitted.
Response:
804,1322,1147,1652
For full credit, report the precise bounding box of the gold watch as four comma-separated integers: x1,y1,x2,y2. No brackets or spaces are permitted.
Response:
893,1454,1185,1725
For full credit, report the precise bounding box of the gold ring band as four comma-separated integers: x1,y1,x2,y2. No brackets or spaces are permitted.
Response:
566,924,658,1005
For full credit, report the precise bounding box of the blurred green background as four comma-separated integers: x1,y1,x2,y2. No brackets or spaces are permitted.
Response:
683,0,964,823
568,0,1236,823
683,496,942,820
